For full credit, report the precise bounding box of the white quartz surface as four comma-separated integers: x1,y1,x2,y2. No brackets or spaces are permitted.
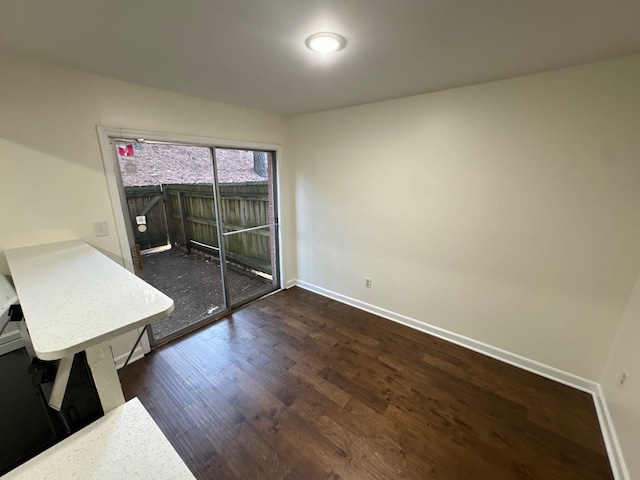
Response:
0,274,18,319
5,240,174,360
2,398,196,480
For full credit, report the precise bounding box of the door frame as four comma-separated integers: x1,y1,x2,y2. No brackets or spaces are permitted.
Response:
96,126,285,347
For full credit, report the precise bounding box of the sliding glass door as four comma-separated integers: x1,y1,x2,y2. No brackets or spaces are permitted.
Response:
113,140,280,345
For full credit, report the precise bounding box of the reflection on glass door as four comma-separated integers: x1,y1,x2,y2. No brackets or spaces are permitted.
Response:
214,149,280,307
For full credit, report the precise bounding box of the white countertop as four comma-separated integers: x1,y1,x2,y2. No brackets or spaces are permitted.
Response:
0,273,18,319
1,398,196,480
5,240,174,360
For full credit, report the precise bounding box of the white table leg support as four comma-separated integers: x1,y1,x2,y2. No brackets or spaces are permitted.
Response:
48,355,74,411
85,341,125,413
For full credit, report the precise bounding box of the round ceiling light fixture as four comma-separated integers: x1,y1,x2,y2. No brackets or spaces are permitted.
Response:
305,32,347,53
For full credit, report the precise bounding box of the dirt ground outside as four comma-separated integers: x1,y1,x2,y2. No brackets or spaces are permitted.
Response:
139,247,272,342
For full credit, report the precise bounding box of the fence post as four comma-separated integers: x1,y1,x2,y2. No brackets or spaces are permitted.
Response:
177,191,191,252
163,185,175,247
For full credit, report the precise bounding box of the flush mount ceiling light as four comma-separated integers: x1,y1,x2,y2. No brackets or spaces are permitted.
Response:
305,32,347,53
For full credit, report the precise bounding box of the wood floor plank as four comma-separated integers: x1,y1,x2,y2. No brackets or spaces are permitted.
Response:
175,427,239,480
288,363,353,408
120,287,613,479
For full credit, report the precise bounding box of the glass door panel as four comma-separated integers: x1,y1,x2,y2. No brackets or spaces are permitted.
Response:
114,142,226,345
214,149,280,307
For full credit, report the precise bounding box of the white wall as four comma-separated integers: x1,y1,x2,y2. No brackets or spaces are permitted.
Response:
601,271,640,479
0,52,292,359
289,54,640,382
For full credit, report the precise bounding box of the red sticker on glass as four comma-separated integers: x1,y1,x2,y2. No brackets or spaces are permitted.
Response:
118,144,134,157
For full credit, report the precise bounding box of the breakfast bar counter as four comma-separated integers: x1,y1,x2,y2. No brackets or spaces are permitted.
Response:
5,239,174,412
2,398,196,479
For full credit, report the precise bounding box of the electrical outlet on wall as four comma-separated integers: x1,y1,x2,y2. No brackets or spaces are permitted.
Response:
365,277,372,288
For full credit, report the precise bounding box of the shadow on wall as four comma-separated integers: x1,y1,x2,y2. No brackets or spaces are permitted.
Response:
0,54,106,171
0,231,79,275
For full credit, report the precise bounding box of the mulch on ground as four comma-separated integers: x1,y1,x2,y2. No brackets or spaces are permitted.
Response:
139,247,270,342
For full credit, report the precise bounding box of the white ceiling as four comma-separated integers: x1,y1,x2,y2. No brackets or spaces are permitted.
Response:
1,1,640,115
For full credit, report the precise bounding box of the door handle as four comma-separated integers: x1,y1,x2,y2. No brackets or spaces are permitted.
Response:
222,223,278,237
131,245,143,271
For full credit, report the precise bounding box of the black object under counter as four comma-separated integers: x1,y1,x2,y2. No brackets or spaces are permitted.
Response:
0,348,103,475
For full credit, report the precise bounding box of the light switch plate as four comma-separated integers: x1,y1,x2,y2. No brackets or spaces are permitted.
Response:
93,221,109,237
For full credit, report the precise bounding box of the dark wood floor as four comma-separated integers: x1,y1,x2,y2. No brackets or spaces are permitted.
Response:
120,287,612,479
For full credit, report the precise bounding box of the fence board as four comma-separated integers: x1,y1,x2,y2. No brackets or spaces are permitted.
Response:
125,183,273,273
124,185,169,250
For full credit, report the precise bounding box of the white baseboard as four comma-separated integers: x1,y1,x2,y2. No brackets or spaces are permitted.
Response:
114,345,145,370
0,329,22,343
292,279,627,479
0,330,24,355
294,280,595,391
285,278,297,289
593,385,630,480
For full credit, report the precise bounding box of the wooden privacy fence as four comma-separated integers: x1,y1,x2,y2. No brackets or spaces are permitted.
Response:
124,182,273,274
125,185,169,251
